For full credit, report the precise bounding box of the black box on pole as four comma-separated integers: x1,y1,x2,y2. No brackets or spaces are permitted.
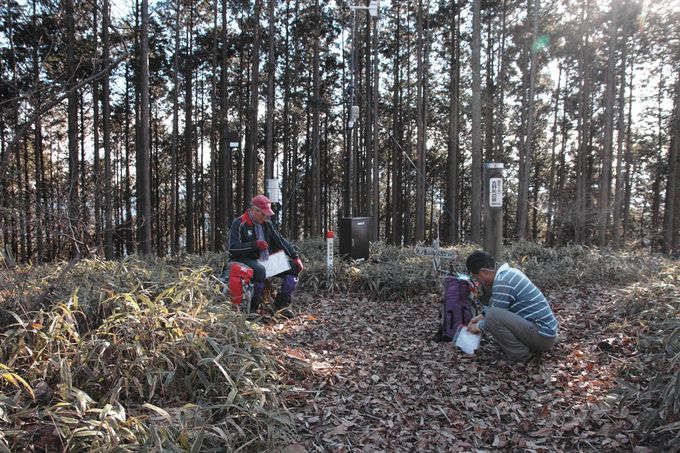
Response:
339,217,371,261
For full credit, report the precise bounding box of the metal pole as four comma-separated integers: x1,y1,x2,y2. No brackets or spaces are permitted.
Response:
484,163,504,262
346,3,378,218
349,10,358,217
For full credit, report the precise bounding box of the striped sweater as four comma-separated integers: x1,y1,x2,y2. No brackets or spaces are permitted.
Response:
479,263,558,338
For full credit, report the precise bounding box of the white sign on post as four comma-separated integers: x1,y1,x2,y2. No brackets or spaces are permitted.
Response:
415,243,457,276
326,231,334,287
432,239,441,270
489,177,503,208
414,245,457,259
266,179,281,204
326,233,334,270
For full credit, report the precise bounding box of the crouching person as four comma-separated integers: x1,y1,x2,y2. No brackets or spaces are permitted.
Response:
465,250,558,363
229,195,303,318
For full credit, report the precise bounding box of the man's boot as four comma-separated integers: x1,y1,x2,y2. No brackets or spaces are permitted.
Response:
246,281,265,319
273,292,294,319
248,295,261,314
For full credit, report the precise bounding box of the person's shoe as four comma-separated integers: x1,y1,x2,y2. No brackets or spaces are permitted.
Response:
525,351,542,364
432,331,451,342
273,293,294,319
261,303,275,316
506,352,538,366
248,295,261,314
245,311,261,321
275,307,295,319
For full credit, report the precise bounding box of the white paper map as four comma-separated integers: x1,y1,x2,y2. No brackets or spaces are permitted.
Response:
259,250,292,278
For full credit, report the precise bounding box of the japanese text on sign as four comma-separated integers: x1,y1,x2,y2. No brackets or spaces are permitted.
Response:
490,177,503,207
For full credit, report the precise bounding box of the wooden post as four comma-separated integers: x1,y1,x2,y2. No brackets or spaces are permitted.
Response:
484,163,504,262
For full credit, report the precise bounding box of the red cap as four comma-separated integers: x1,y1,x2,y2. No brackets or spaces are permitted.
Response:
251,195,275,216
326,230,334,238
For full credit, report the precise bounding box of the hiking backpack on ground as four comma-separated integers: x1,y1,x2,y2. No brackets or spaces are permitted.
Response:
225,262,254,312
436,275,478,341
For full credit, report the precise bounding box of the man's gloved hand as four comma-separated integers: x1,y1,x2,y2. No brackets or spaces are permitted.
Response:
292,257,304,273
256,240,269,251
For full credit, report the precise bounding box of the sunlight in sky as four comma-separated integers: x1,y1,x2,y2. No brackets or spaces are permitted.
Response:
638,0,648,32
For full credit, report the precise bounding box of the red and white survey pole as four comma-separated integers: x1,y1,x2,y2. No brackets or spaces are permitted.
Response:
326,230,334,287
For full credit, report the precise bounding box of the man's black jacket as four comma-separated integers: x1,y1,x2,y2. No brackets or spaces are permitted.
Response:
228,211,298,261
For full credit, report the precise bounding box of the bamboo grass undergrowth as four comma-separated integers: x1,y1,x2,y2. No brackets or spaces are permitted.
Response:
0,256,292,451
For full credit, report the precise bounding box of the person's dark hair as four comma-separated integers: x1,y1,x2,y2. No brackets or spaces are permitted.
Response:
466,250,495,274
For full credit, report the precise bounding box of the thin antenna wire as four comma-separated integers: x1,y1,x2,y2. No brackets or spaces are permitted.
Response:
284,2,455,242
355,89,455,222
280,127,323,222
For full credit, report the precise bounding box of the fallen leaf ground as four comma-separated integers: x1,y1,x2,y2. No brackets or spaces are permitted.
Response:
264,285,652,452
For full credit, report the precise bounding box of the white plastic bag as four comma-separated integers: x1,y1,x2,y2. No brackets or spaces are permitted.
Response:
454,326,481,354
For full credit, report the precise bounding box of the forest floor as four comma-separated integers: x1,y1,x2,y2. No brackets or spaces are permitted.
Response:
262,285,651,452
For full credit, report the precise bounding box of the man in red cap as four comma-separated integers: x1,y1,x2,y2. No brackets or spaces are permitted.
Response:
228,194,304,318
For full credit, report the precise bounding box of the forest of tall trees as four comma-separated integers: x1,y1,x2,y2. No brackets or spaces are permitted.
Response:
1,0,679,263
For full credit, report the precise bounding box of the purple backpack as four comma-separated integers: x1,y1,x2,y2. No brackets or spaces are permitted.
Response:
437,276,475,341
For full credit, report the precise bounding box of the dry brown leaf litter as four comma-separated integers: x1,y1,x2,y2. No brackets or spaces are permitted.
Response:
263,286,651,452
